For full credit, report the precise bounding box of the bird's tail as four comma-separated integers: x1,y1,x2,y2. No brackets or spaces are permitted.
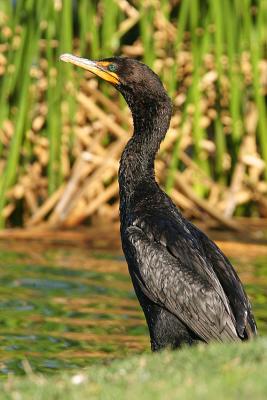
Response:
245,313,257,339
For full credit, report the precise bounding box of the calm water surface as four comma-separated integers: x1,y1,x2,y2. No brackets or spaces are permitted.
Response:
0,240,266,375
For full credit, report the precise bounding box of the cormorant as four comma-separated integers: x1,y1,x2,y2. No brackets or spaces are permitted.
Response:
60,54,257,350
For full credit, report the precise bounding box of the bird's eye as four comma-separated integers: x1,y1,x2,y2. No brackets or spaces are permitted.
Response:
108,64,117,72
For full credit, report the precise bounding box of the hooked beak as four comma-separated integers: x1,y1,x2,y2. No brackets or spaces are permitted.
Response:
59,53,120,85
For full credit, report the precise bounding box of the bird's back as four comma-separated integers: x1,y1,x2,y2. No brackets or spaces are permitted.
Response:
121,187,257,345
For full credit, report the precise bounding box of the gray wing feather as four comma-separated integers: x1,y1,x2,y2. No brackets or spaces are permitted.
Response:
127,224,240,343
186,222,257,337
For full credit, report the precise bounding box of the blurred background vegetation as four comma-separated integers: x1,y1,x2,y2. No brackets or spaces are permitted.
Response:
0,0,266,229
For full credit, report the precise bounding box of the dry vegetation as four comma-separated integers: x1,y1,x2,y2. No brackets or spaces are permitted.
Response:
0,0,267,229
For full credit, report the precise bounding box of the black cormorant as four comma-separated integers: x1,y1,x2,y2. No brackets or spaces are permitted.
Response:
60,54,257,350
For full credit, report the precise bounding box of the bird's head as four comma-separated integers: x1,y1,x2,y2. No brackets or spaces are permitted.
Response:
60,54,169,105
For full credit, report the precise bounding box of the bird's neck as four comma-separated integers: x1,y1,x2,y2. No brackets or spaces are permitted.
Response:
119,96,172,208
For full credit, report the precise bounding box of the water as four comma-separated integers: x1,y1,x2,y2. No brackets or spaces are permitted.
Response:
0,240,266,376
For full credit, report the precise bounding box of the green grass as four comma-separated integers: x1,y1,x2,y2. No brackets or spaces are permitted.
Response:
2,338,267,399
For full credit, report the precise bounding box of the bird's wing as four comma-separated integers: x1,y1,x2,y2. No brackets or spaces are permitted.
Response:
126,218,240,343
187,222,257,337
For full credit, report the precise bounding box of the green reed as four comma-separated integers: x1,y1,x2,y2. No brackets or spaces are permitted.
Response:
0,0,266,227
166,0,267,188
0,0,40,227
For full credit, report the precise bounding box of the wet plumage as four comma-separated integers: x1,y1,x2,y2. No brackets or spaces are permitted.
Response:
60,54,257,350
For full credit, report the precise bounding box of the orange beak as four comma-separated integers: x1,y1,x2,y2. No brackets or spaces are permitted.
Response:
60,53,120,85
